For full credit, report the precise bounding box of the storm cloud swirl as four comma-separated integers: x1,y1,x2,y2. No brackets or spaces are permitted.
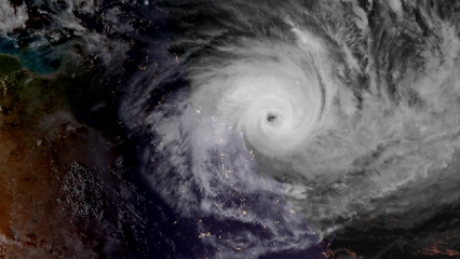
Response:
120,1,460,258
189,30,337,158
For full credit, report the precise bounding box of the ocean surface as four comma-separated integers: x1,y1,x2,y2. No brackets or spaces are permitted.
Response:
0,37,61,74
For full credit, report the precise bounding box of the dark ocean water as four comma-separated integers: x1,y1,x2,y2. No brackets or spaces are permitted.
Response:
0,37,61,74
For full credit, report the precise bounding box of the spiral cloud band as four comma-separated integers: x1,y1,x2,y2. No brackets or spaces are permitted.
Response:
190,32,336,158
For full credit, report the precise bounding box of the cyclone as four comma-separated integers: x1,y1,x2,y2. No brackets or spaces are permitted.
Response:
120,0,460,258
190,31,337,158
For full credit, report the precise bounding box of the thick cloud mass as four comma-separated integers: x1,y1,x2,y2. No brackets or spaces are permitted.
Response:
190,36,336,158
0,2,28,34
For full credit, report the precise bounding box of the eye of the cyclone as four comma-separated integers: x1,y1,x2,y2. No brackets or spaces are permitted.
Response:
189,39,334,158
267,113,277,122
265,111,284,127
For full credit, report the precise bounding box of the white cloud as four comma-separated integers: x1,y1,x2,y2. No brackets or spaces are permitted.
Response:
0,2,28,35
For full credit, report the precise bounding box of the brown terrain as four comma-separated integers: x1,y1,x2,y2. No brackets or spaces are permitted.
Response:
0,55,106,258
